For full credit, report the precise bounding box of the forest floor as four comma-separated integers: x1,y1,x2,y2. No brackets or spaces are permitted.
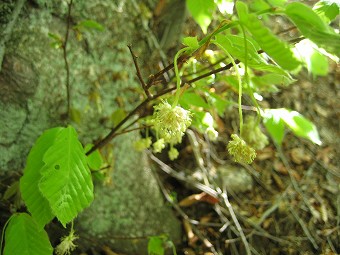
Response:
158,62,340,255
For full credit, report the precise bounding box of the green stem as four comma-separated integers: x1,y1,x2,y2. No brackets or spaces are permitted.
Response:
213,41,244,136
172,47,189,107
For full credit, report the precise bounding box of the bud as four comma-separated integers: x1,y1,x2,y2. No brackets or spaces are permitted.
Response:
133,137,152,151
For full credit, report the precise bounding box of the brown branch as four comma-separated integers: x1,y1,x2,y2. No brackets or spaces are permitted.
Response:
127,44,152,99
62,0,73,118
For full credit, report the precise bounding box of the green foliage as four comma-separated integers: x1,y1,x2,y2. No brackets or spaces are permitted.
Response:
236,1,300,71
20,127,62,228
85,144,103,171
148,235,177,255
3,213,53,255
186,0,216,34
262,109,322,146
285,2,340,57
38,126,94,227
74,20,105,32
20,126,94,228
313,0,339,23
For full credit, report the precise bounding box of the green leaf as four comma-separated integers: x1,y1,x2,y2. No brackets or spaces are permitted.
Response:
263,109,322,145
3,213,53,255
313,0,339,23
3,181,20,200
182,36,199,49
239,10,300,70
38,126,94,227
148,236,165,255
85,144,103,170
285,2,340,57
251,73,295,90
179,92,210,109
295,39,329,76
214,34,262,66
74,20,104,31
20,127,62,228
262,110,285,145
111,109,126,127
186,0,216,34
204,90,231,116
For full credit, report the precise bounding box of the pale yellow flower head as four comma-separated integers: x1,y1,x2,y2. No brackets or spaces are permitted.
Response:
242,116,268,150
227,134,256,164
152,100,192,144
55,230,78,255
168,147,179,160
153,138,166,153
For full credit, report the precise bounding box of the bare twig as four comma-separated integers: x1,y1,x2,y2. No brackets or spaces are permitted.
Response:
62,0,73,118
127,45,152,99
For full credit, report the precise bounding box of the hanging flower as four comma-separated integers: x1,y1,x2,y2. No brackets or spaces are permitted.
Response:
227,134,256,164
242,116,268,150
168,147,179,160
55,230,78,255
153,138,166,153
133,137,152,151
152,100,192,144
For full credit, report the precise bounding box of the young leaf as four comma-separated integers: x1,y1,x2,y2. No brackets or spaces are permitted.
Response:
38,126,94,227
148,236,165,255
85,144,103,170
186,0,216,34
3,213,53,255
74,20,104,32
20,127,62,228
182,36,199,49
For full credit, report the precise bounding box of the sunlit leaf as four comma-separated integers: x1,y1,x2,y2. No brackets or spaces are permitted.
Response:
3,213,53,255
262,109,322,146
38,126,94,227
20,127,62,228
186,0,216,34
313,0,339,23
285,2,340,57
237,1,300,70
262,110,285,145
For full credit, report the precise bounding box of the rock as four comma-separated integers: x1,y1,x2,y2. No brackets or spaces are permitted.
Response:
0,0,182,254
217,165,253,193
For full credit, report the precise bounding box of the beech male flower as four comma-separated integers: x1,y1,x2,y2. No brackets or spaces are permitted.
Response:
153,138,165,153
227,134,256,164
168,147,179,160
152,100,192,144
55,230,78,255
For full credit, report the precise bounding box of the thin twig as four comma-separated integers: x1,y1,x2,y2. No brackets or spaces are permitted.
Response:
127,45,152,99
62,0,73,118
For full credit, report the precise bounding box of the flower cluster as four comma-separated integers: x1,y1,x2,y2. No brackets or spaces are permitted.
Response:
152,100,192,144
55,230,78,255
227,134,256,164
242,116,268,150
